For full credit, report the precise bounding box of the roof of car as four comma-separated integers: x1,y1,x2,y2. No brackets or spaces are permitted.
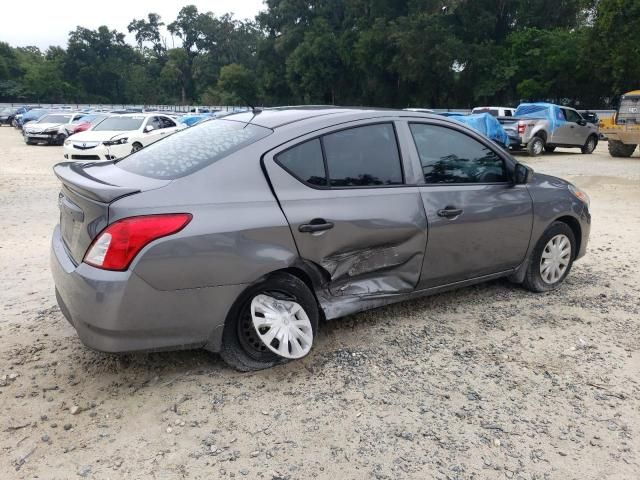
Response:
222,106,438,129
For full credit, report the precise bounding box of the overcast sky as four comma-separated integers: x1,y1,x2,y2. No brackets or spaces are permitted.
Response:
1,0,265,50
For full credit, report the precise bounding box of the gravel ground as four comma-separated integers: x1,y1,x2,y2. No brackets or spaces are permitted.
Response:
0,126,639,480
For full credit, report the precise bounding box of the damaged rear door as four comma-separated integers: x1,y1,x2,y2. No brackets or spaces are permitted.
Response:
263,122,428,297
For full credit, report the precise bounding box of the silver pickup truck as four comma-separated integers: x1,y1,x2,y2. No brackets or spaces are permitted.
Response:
499,103,599,156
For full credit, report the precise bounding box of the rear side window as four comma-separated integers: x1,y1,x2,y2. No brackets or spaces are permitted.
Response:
409,123,506,184
276,139,327,186
323,124,403,187
117,120,272,179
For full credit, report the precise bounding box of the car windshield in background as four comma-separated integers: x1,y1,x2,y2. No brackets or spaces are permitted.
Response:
39,114,72,123
116,119,272,179
94,116,145,131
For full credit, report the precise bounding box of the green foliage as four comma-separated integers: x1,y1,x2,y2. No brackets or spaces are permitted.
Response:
0,1,637,108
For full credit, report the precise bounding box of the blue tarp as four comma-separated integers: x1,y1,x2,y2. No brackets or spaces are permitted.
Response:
514,102,567,134
179,113,215,127
445,112,510,146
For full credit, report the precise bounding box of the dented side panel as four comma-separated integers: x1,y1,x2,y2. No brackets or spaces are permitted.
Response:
263,124,429,297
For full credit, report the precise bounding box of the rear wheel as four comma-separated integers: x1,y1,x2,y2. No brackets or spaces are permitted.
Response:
581,135,598,154
219,272,319,371
608,140,636,158
522,221,576,292
544,145,556,153
527,136,545,156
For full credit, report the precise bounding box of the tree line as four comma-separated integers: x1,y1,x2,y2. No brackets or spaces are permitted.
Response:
0,0,638,108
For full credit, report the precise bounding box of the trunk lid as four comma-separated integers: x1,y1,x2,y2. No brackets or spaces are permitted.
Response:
54,161,170,264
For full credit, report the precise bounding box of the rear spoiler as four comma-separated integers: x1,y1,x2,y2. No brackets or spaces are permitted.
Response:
53,162,141,203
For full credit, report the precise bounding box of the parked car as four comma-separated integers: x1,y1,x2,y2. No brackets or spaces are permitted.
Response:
69,113,110,135
499,103,599,156
579,111,600,125
23,112,85,145
15,108,49,129
472,106,516,117
51,107,591,371
63,113,181,161
3,105,33,126
0,107,17,126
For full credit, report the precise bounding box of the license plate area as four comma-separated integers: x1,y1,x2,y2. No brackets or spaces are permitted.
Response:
59,193,84,250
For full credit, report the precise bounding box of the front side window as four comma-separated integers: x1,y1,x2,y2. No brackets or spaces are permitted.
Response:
116,119,272,179
409,123,507,184
563,109,581,123
276,139,327,186
159,116,177,128
323,124,403,187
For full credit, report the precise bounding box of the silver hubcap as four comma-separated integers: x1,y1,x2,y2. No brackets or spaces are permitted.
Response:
534,140,543,155
587,139,595,151
250,294,313,359
540,234,571,284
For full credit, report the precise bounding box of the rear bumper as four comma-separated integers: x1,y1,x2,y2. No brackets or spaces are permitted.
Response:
50,225,245,353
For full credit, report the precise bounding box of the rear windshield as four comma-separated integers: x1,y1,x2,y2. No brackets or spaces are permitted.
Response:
39,114,72,123
94,116,145,131
116,119,272,179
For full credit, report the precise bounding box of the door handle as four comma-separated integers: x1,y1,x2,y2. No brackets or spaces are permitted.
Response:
299,219,334,233
437,207,463,219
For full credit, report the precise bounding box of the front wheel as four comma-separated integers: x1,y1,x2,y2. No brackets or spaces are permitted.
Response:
131,142,143,153
522,221,576,292
527,136,545,156
219,272,319,371
581,135,598,154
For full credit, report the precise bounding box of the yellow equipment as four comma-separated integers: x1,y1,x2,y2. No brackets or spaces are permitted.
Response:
600,90,640,157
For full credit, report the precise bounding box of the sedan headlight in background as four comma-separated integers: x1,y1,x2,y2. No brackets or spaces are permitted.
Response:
103,138,128,146
568,184,590,207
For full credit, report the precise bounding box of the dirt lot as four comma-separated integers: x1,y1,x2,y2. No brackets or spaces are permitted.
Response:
0,125,638,480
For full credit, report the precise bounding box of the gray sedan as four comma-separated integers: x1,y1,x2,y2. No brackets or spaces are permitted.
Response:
50,107,591,370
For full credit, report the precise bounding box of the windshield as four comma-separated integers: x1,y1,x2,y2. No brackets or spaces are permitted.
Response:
618,96,640,122
94,116,145,131
38,114,72,123
117,119,272,179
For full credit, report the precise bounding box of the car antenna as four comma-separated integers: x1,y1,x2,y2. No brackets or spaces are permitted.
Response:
243,101,262,129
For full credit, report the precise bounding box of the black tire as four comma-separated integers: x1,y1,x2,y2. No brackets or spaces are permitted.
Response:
544,145,556,153
55,133,67,146
24,136,36,145
219,272,319,371
527,136,545,156
581,135,598,154
522,221,576,293
131,142,143,153
608,140,636,158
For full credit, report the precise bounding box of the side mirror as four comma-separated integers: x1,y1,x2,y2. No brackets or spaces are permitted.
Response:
577,119,587,126
144,125,155,133
514,163,533,185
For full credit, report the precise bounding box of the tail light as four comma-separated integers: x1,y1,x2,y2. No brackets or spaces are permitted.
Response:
518,122,526,135
84,214,192,271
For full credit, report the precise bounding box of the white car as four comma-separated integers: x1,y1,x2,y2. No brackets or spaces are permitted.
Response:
472,106,516,117
24,112,86,145
63,113,182,161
